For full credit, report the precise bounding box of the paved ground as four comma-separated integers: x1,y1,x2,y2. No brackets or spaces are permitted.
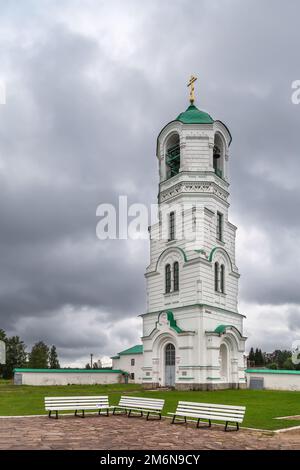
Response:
0,415,300,450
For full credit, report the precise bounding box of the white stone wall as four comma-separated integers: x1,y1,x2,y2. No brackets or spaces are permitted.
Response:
14,372,122,386
112,354,143,383
246,372,300,391
142,304,246,388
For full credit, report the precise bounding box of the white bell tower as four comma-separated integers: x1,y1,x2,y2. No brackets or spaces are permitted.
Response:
141,77,246,390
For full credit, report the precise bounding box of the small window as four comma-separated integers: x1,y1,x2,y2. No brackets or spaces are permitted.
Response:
217,212,223,241
165,264,171,293
169,212,175,240
220,264,225,293
130,373,135,380
173,261,179,291
131,358,135,366
214,262,219,292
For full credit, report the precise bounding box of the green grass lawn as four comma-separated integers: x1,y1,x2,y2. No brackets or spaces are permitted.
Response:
1,382,300,430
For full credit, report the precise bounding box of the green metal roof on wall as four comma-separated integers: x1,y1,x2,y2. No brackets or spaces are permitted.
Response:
116,344,143,356
176,104,214,124
246,369,300,375
13,368,128,374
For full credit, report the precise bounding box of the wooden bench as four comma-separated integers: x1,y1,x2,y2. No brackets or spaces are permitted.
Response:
168,401,246,431
112,396,165,420
45,396,110,419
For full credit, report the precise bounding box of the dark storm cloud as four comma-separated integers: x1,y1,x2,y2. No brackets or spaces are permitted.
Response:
0,0,299,362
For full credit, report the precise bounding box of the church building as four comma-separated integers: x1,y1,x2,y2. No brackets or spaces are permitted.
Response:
140,77,247,390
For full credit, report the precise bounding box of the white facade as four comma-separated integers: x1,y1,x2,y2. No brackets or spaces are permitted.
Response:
111,346,143,384
141,103,247,390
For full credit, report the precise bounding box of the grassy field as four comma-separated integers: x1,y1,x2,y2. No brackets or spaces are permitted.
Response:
1,382,300,430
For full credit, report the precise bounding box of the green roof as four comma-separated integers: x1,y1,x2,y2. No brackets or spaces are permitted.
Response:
113,345,143,358
176,104,214,124
14,368,127,374
246,369,300,375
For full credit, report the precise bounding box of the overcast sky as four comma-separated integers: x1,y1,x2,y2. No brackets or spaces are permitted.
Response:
0,0,299,366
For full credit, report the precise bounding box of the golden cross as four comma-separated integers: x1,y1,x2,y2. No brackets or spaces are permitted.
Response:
187,75,197,104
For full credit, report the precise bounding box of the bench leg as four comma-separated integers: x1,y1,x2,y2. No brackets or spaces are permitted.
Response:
56,410,58,419
98,408,109,416
48,411,51,418
171,415,187,425
225,421,239,431
127,409,143,418
197,418,211,429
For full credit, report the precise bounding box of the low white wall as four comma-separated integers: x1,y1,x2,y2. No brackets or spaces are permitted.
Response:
14,371,122,386
246,371,300,391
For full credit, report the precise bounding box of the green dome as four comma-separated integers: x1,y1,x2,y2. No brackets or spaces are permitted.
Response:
176,104,214,124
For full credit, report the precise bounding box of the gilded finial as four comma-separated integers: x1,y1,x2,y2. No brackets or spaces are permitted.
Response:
187,75,197,104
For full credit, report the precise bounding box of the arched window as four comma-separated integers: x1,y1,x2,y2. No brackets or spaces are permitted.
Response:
166,133,180,179
165,264,171,293
173,262,179,291
214,262,219,292
220,264,225,293
213,133,225,179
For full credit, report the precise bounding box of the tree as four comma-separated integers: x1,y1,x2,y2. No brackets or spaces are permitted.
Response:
268,362,278,370
248,347,255,363
49,346,60,369
2,336,27,379
28,341,49,369
258,349,264,366
282,357,295,370
0,329,6,341
254,348,260,366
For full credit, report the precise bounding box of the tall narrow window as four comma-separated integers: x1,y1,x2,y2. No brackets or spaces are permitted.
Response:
214,262,219,292
192,206,196,232
217,212,223,241
169,211,175,240
173,262,179,291
220,264,225,293
165,264,171,293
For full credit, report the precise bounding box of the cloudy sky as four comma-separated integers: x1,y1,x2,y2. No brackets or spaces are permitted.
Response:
0,0,299,366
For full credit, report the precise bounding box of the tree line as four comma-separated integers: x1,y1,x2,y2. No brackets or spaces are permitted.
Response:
0,329,60,379
248,347,300,370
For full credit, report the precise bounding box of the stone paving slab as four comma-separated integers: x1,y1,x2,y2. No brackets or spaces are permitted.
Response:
0,415,300,450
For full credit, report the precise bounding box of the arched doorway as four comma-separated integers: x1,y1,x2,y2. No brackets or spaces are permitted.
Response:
165,343,175,387
220,343,228,382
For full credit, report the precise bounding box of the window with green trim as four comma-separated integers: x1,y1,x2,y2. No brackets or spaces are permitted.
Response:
165,264,171,293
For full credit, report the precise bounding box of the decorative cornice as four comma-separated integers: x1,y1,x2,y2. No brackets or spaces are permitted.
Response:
159,181,229,204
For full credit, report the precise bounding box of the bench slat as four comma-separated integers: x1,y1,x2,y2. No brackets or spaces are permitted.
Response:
178,401,245,411
169,411,244,422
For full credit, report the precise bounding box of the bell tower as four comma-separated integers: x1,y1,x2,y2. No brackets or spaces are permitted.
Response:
141,78,246,390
